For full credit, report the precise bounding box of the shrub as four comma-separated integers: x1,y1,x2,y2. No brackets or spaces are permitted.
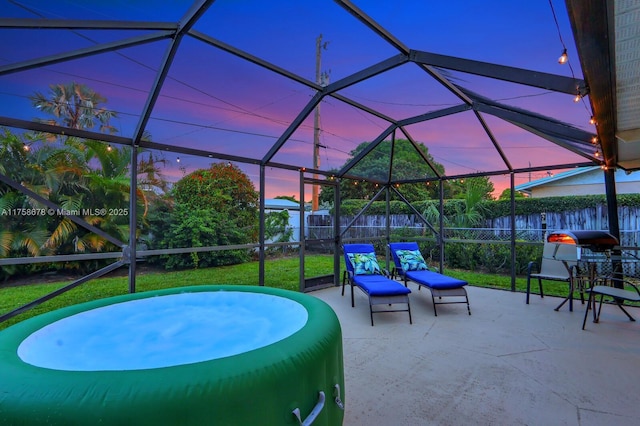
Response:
151,163,259,270
444,242,542,274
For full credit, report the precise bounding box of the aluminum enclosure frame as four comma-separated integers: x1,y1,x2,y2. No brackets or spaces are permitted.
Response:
0,0,623,323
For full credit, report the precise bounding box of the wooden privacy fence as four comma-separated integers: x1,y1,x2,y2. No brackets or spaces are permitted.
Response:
307,206,640,248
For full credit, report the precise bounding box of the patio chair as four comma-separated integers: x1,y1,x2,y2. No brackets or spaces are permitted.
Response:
389,242,470,316
582,277,640,329
526,242,580,310
342,244,412,326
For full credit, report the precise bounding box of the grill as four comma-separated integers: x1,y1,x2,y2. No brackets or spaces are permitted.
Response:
547,230,619,253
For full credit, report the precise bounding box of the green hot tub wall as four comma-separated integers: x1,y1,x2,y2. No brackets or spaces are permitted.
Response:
0,285,345,425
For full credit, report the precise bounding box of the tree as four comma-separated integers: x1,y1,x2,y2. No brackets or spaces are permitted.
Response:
449,176,495,201
422,177,490,230
30,82,117,134
152,163,259,269
319,139,446,204
499,188,527,200
27,84,167,256
1,82,169,279
0,129,50,260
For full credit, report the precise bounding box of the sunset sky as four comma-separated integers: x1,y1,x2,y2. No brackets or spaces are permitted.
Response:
0,0,596,199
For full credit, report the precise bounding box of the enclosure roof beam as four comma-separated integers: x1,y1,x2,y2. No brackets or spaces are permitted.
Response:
0,31,173,76
0,116,337,177
506,120,598,162
397,104,471,127
323,54,409,93
469,90,595,142
178,0,216,33
262,92,324,164
0,116,132,145
335,1,477,106
338,124,397,178
132,34,183,143
474,101,595,152
330,93,396,123
474,110,513,171
190,30,400,125
0,18,177,30
334,0,410,55
397,126,444,178
410,49,586,95
139,141,262,166
131,2,216,142
189,30,320,90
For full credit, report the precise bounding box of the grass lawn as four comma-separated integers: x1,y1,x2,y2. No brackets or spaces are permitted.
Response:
0,255,572,331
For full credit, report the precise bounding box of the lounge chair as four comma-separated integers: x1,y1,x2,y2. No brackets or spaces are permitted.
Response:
389,242,471,316
342,244,412,326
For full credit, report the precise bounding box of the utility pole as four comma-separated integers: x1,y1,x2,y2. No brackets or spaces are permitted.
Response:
313,34,329,211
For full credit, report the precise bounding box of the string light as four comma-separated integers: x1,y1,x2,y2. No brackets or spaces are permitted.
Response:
591,136,598,144
176,156,181,163
573,93,581,103
23,144,30,152
558,48,568,64
589,116,596,125
549,0,569,66
106,144,113,152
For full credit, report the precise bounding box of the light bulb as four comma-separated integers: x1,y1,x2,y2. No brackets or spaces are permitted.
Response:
558,49,568,64
591,136,598,144
574,93,581,102
106,144,112,152
589,116,596,125
176,156,181,163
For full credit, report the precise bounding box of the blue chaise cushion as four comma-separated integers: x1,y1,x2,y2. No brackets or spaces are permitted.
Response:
406,270,467,290
352,275,411,296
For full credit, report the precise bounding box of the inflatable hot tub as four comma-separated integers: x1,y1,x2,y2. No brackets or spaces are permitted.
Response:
0,285,345,425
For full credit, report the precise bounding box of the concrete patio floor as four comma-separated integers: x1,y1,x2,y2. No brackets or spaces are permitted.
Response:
311,284,640,426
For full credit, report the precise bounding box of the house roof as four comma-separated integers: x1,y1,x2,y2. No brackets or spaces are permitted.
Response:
264,199,300,210
514,166,600,191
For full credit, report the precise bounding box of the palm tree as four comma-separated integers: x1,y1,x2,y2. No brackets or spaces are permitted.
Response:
422,179,487,237
30,82,117,134
0,129,55,260
1,83,170,279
